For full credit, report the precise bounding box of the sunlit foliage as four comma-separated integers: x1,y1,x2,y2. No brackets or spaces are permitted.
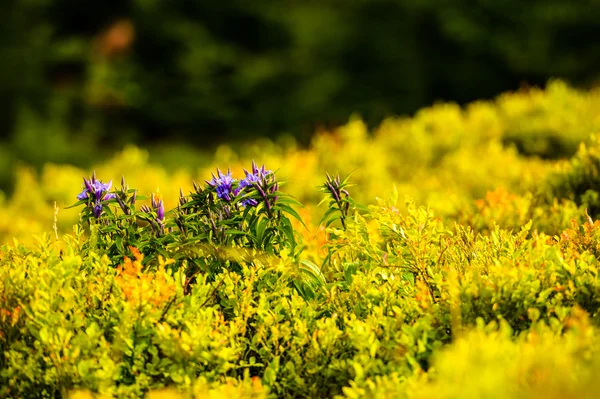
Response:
2,81,600,397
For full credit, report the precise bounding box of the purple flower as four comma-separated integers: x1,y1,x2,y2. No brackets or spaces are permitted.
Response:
157,203,165,221
152,193,165,222
206,169,236,202
141,193,165,236
77,178,115,202
241,198,259,207
77,173,116,218
77,189,88,201
237,162,272,192
93,204,103,218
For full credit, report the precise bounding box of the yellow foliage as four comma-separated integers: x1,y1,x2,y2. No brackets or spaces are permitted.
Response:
146,388,187,399
68,390,111,399
192,376,266,399
410,320,600,399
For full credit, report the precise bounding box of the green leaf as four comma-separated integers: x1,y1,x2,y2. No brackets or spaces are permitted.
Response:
224,229,248,237
317,196,331,207
280,223,296,248
299,259,326,286
324,214,341,228
64,200,87,209
274,195,305,208
319,207,339,226
255,217,269,243
276,203,306,227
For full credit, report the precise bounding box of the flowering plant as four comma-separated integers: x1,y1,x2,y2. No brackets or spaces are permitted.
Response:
71,172,117,219
68,162,323,296
319,173,358,230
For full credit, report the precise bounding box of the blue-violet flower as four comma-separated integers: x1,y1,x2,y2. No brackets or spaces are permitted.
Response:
206,169,236,202
238,162,272,192
241,198,259,207
77,174,116,218
152,192,165,222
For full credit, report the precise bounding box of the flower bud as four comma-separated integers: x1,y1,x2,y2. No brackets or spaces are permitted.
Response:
93,204,103,218
157,200,165,222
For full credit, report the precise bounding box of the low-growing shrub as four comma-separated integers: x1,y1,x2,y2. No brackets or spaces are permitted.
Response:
3,168,600,397
3,81,600,397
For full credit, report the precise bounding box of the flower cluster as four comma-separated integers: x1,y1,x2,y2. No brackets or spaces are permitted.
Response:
206,162,276,210
113,176,137,216
321,173,351,229
72,162,280,245
77,172,116,218
236,162,273,207
206,169,236,202
323,173,349,206
141,193,165,221
238,163,272,192
141,192,165,236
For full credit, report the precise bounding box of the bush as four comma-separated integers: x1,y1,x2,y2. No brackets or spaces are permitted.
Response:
3,82,600,397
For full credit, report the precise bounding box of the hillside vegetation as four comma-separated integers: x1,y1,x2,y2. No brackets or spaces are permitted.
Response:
2,80,600,398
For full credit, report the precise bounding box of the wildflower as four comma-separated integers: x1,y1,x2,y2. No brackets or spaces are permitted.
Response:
114,176,135,215
237,161,272,192
93,204,103,218
141,192,165,221
206,169,236,201
323,173,350,205
77,179,116,201
141,192,166,236
77,172,116,218
321,173,351,230
235,161,277,215
152,192,165,222
241,198,259,207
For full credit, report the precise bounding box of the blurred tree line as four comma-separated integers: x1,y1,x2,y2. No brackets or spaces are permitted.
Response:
1,0,600,189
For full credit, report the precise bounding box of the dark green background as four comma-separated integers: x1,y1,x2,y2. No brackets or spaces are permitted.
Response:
1,0,599,189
